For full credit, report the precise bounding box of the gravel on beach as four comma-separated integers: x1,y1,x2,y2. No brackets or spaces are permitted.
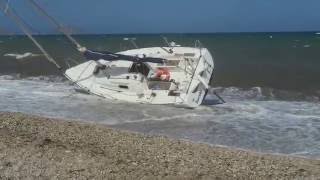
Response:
0,112,319,179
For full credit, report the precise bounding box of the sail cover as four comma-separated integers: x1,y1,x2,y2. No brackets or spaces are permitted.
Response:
83,49,165,64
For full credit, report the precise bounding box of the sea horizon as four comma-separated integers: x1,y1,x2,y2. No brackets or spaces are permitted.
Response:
1,30,320,36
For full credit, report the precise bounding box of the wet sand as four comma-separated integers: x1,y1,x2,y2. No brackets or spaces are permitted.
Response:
0,112,319,179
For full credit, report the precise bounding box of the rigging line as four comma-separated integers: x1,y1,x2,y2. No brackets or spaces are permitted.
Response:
27,0,82,48
4,0,9,13
0,1,62,70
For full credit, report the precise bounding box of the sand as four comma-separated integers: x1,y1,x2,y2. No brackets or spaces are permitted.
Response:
0,112,319,179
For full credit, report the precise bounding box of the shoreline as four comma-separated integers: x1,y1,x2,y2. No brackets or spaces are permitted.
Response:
0,112,319,179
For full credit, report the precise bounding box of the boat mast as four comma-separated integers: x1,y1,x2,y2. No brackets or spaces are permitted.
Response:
26,0,82,49
0,0,62,70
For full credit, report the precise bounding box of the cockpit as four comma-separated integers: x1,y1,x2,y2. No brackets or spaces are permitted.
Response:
128,62,175,91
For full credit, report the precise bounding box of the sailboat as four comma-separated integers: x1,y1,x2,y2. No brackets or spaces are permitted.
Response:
66,43,214,108
0,0,216,108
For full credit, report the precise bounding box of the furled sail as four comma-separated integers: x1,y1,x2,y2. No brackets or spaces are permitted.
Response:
82,49,166,64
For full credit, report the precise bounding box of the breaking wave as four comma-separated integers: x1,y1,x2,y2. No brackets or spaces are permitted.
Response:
0,74,67,82
1,74,319,102
0,74,320,159
209,86,320,102
3,52,43,60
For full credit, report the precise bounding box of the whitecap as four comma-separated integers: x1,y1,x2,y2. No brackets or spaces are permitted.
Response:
0,74,66,83
0,78,320,158
4,52,43,60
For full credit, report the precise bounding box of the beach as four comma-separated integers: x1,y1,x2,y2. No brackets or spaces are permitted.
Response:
1,33,320,160
0,112,319,179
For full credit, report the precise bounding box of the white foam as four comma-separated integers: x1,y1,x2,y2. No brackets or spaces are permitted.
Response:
4,52,43,60
0,75,66,82
0,75,19,80
0,78,319,158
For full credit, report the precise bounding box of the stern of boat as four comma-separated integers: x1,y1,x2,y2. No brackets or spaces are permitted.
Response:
183,48,214,108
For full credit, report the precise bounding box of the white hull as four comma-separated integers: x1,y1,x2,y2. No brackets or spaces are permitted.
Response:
65,46,214,108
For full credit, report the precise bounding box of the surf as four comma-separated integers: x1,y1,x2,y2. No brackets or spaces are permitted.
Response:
0,76,319,158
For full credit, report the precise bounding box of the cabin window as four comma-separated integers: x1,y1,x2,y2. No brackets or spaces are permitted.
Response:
118,85,129,89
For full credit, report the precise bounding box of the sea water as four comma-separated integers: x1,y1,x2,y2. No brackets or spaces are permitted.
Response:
0,33,319,159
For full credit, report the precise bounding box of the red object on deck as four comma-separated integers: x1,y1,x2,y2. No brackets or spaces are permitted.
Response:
155,68,170,81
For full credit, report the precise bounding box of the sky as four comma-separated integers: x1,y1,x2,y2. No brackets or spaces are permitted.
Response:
0,0,320,34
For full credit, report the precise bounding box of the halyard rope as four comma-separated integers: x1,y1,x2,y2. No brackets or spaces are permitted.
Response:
0,0,62,70
27,0,82,49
